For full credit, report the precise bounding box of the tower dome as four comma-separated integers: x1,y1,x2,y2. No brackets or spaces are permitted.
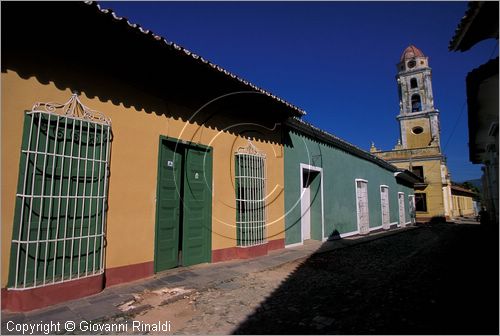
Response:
400,45,425,61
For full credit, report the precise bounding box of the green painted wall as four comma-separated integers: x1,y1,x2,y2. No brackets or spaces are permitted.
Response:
284,128,414,245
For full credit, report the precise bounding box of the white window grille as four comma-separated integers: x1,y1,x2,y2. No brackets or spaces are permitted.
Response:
408,194,416,224
235,142,266,247
9,94,111,289
398,192,406,227
380,185,390,229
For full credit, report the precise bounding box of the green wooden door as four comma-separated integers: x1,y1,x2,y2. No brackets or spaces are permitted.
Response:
182,148,212,266
155,139,212,272
155,142,183,272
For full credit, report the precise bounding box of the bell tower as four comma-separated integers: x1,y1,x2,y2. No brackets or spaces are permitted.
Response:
396,45,441,149
371,44,454,222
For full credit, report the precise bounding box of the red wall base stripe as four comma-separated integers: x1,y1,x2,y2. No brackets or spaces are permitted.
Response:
212,238,285,262
2,274,104,312
105,261,154,287
268,238,285,251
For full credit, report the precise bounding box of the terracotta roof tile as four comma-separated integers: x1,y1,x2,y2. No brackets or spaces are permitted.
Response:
85,1,306,116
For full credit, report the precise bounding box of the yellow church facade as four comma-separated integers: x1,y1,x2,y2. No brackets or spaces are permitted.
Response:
372,45,454,222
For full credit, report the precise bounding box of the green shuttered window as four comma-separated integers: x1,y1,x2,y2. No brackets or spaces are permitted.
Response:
235,143,266,247
9,95,111,289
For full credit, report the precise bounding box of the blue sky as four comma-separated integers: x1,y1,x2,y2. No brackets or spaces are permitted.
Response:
103,1,498,182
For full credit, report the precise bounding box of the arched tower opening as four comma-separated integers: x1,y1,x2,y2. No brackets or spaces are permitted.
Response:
411,94,422,112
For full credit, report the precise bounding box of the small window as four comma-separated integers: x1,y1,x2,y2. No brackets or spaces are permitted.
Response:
412,126,424,134
415,193,427,212
410,78,418,89
411,166,424,178
411,94,422,112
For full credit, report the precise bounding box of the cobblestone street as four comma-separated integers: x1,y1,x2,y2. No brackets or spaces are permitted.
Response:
233,222,499,334
3,221,497,335
103,221,498,334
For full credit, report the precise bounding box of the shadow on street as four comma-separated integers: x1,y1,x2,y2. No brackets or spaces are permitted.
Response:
233,222,499,334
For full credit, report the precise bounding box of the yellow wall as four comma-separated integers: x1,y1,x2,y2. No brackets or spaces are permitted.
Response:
452,195,475,217
374,146,441,161
392,159,446,219
1,71,285,287
403,118,432,149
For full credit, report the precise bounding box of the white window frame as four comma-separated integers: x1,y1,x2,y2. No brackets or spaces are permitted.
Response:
380,185,390,230
408,194,416,224
398,192,406,227
355,179,369,234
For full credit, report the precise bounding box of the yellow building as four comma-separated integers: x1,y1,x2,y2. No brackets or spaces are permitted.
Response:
451,185,478,218
1,2,303,311
371,45,454,222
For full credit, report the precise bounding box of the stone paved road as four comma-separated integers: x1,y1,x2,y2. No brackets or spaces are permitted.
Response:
233,222,499,335
92,222,499,334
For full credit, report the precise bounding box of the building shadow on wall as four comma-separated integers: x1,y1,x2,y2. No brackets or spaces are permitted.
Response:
232,222,499,335
2,1,293,147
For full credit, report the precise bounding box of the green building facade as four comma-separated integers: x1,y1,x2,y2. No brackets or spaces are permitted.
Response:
284,119,418,246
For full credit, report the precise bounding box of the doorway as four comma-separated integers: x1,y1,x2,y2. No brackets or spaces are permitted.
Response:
300,165,323,242
154,138,212,272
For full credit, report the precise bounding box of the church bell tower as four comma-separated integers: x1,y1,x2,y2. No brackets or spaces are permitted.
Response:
396,45,441,149
371,44,454,222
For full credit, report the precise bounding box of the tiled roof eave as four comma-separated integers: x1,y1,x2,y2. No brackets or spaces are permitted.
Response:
449,1,483,51
85,1,305,116
287,118,399,173
451,184,478,197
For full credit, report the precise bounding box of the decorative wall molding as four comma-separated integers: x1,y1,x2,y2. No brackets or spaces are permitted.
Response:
32,93,111,125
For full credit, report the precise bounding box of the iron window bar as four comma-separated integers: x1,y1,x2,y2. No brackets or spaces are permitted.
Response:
9,94,111,289
235,141,267,247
